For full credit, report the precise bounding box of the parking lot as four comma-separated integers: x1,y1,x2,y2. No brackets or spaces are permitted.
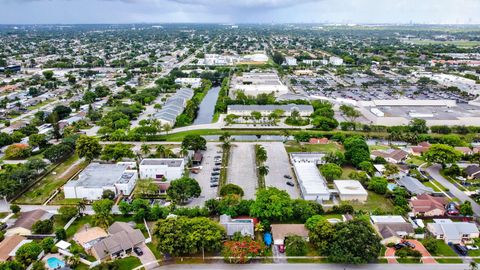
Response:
228,143,258,199
261,142,300,199
189,142,222,206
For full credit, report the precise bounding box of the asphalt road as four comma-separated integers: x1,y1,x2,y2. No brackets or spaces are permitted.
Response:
151,263,470,270
426,164,480,216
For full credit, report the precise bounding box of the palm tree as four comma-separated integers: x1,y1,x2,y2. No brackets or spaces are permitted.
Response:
141,144,151,156
282,129,291,142
255,145,267,163
77,200,87,216
151,119,161,134
179,145,189,157
164,148,175,158
258,165,270,176
220,132,232,150
163,123,172,135
156,144,166,157
67,255,81,268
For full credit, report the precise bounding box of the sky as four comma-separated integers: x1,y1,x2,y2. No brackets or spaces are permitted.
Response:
1,0,480,25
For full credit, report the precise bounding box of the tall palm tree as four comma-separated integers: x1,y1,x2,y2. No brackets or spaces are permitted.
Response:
156,144,166,157
163,123,172,135
258,165,270,176
220,132,232,150
180,145,189,157
77,200,87,216
255,145,268,163
140,144,151,156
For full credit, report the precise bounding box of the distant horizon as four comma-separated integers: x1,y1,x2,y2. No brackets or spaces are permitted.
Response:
1,22,480,26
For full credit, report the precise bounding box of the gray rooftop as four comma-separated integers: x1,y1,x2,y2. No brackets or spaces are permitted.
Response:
140,158,184,167
65,163,135,188
228,104,314,112
396,175,434,195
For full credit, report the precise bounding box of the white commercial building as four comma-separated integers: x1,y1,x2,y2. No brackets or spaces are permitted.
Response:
227,104,314,117
231,72,289,97
334,180,368,202
139,158,185,181
329,56,344,66
175,78,202,88
284,57,297,66
290,153,330,201
64,163,137,201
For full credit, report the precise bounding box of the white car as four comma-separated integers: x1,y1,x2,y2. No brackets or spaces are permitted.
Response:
467,245,479,250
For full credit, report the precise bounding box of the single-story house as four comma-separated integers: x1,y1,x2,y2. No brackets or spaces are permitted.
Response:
333,180,368,202
91,222,145,261
371,149,409,164
396,175,434,195
73,227,108,250
220,215,255,239
409,194,447,217
271,224,309,245
5,209,54,236
427,219,479,244
370,215,414,244
0,235,27,261
464,165,480,180
455,147,474,156
408,142,431,156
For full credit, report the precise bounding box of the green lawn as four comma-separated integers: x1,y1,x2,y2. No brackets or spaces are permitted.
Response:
405,39,480,48
66,215,93,239
285,142,343,153
423,240,459,257
349,191,395,212
436,258,464,264
340,166,357,179
406,156,425,166
423,181,441,192
397,258,421,264
116,256,142,270
369,145,390,151
15,154,89,204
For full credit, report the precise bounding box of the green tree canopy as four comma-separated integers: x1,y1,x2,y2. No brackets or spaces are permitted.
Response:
249,187,293,221
76,135,102,161
424,144,462,168
167,177,201,204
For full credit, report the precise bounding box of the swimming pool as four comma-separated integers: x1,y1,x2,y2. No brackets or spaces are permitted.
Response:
387,183,398,191
47,257,65,269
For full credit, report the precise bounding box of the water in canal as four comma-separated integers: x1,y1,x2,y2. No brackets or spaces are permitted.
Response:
193,86,220,125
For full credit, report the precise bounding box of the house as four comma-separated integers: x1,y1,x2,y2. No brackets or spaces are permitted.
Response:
153,88,194,126
139,158,185,181
409,194,447,217
73,227,108,250
64,162,137,201
455,147,473,156
333,180,368,202
370,215,414,244
427,219,479,244
371,149,409,164
91,222,145,261
220,215,255,239
309,138,329,144
408,142,431,156
464,165,480,180
396,175,434,195
271,224,309,245
0,235,27,261
5,210,54,236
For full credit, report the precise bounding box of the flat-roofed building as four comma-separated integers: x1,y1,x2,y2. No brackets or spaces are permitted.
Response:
139,158,185,181
64,163,137,201
290,153,330,201
153,88,194,126
231,72,289,97
334,180,368,202
227,104,313,117
175,78,202,88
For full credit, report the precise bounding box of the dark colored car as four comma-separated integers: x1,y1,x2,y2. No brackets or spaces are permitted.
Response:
212,172,220,176
453,244,468,256
403,241,415,249
213,167,221,171
394,243,407,250
133,247,143,256
210,184,219,188
286,181,295,187
284,175,292,179
278,245,285,253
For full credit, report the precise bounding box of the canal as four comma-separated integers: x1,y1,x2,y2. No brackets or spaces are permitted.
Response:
193,86,220,125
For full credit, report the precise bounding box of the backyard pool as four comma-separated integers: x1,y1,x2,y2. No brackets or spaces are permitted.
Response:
387,183,398,191
47,257,65,269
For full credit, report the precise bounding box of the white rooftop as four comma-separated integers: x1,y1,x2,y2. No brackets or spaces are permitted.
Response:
334,180,368,196
370,215,407,224
293,162,329,196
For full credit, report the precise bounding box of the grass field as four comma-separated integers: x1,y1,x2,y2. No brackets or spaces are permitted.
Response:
423,239,459,257
349,191,395,212
27,99,54,110
285,142,343,153
15,154,89,204
405,39,480,48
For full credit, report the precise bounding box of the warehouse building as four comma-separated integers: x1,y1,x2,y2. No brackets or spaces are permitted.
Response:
139,158,185,181
290,153,330,201
333,180,368,202
227,104,314,117
174,78,202,88
64,163,137,201
231,72,289,97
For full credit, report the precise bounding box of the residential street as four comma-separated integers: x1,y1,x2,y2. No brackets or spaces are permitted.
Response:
426,164,480,216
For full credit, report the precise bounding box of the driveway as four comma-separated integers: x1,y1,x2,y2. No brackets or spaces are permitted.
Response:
385,247,398,264
407,240,436,264
228,143,258,199
135,243,158,270
426,164,480,216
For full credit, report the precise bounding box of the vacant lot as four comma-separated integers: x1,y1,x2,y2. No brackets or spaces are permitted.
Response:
228,143,258,199
285,142,343,153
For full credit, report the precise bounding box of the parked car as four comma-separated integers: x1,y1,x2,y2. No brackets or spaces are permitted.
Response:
212,172,220,176
215,162,221,166
403,241,415,249
213,167,221,171
467,245,479,250
453,244,468,256
210,184,219,188
286,181,294,187
133,247,143,256
446,202,459,215
284,175,292,179
394,243,407,250
278,244,285,253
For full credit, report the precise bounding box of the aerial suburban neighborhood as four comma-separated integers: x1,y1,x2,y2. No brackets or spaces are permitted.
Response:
0,1,480,269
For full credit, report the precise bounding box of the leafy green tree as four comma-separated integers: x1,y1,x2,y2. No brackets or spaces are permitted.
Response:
344,136,370,167
460,201,474,216
328,220,382,264
312,116,338,131
153,216,225,256
101,143,135,161
384,163,399,177
292,199,323,222
272,51,285,65
181,135,206,151
0,261,24,270
367,177,388,194
424,144,462,168
40,237,55,252
42,70,54,80
308,218,335,255
285,235,308,256
55,228,67,241
409,118,429,134
32,219,53,234
320,163,342,181
220,184,244,197
58,206,79,222
76,135,102,161
15,242,43,266
167,177,201,204
92,199,114,229
250,187,293,221
339,104,360,122
43,143,74,163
